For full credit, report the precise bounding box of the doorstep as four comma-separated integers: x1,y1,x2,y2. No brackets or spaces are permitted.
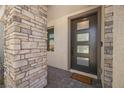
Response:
69,69,97,79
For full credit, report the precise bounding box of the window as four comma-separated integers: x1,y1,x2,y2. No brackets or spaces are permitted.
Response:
77,20,89,30
77,33,89,41
47,27,54,51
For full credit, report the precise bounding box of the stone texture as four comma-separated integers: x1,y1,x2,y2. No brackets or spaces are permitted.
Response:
13,60,28,68
3,5,47,88
22,42,37,49
104,5,113,88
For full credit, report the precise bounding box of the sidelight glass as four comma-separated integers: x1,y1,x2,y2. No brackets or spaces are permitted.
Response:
77,33,89,41
47,27,54,51
77,57,89,66
49,34,54,38
49,39,54,51
77,20,89,30
77,45,89,53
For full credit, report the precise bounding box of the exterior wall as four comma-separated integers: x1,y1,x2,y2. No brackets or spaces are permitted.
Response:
48,6,105,83
101,6,105,87
47,6,90,70
48,5,114,87
0,5,123,88
0,24,4,66
48,17,68,70
3,5,47,88
0,23,4,85
48,5,94,21
47,6,101,71
104,5,113,87
113,6,124,87
104,5,124,88
0,7,5,85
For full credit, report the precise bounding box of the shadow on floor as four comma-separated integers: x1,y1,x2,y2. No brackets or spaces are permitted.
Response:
46,66,102,88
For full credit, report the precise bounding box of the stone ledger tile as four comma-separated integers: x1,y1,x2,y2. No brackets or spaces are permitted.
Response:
104,5,113,88
3,5,47,88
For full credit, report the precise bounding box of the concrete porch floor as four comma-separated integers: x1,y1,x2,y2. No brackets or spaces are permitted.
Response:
46,66,102,88
0,66,102,88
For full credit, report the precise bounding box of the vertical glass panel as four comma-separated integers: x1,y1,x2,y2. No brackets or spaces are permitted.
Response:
77,57,89,66
77,20,89,30
49,34,54,38
77,45,89,53
47,27,54,51
49,39,54,51
77,33,89,41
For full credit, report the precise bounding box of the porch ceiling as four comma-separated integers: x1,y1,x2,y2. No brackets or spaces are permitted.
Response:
47,5,98,21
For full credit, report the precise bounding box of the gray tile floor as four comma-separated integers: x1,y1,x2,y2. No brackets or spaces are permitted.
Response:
0,66,102,88
46,66,102,88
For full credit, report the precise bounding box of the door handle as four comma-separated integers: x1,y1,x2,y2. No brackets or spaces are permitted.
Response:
100,41,103,47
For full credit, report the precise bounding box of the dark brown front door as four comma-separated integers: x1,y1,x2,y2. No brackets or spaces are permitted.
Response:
71,13,98,75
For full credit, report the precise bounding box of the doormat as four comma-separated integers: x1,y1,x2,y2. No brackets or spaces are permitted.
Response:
71,73,93,85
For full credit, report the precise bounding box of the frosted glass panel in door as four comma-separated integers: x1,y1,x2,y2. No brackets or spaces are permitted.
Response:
77,20,89,30
77,57,89,66
77,33,89,41
77,45,89,53
49,34,54,38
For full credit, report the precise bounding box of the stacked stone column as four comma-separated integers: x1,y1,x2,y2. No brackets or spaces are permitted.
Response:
4,5,47,88
104,5,113,88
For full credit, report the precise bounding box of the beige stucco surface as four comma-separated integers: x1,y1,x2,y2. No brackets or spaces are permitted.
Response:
101,6,105,87
0,6,5,63
0,23,4,64
113,6,124,88
0,6,5,19
0,6,4,65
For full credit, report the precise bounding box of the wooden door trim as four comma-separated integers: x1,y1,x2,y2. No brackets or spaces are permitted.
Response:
68,7,101,79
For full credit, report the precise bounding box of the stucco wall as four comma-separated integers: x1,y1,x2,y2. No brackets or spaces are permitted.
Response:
0,23,4,85
48,5,92,21
113,6,124,88
47,5,100,70
0,23,4,66
47,17,68,70
0,6,5,66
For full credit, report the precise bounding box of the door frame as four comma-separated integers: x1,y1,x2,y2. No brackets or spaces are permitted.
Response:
68,7,101,79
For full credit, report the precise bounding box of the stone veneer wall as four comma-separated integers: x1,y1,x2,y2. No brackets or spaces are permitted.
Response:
104,5,113,87
3,5,47,88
